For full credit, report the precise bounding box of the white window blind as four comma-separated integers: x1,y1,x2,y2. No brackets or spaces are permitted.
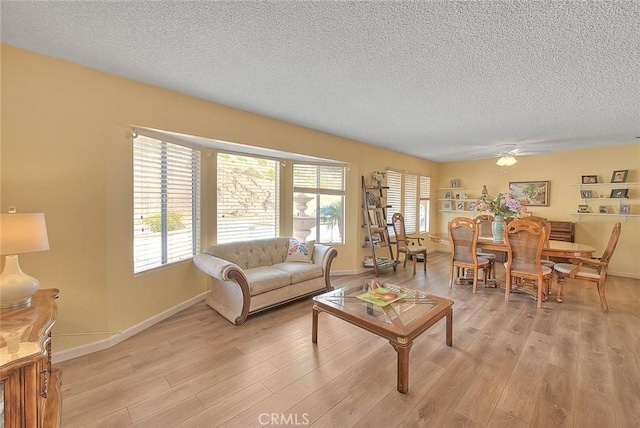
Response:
293,163,345,244
419,175,431,232
217,153,280,243
134,135,200,273
386,169,402,236
404,173,417,234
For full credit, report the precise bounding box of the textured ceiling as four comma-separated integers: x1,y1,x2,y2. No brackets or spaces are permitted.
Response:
2,1,639,162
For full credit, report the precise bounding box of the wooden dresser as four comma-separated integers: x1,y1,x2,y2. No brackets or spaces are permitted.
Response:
0,289,61,428
549,221,575,242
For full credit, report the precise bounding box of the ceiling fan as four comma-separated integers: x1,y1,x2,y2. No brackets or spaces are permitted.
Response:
494,144,551,166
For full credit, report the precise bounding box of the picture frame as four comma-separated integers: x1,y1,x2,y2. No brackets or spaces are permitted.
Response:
456,201,465,210
619,204,631,215
450,179,459,188
610,188,628,198
442,200,452,210
611,169,628,183
468,202,476,211
580,190,594,199
599,205,608,214
578,204,589,213
509,181,550,206
581,175,598,184
444,191,452,199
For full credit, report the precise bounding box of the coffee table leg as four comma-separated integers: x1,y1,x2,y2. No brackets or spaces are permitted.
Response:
312,307,319,344
446,309,453,346
391,341,413,393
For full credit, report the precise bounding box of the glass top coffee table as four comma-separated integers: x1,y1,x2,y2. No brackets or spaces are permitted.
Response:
312,281,453,393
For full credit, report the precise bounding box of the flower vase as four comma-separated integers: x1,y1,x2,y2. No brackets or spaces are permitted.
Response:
491,214,506,241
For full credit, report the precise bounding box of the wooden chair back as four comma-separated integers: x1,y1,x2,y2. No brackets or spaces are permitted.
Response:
391,212,427,274
599,222,622,268
526,216,551,249
448,217,479,264
505,218,550,307
391,212,410,252
448,217,487,292
505,219,546,276
473,214,494,239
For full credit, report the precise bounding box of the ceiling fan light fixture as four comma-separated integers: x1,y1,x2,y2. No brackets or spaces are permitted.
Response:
496,155,517,166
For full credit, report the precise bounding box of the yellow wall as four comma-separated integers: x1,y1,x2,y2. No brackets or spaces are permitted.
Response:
436,146,640,277
2,45,638,355
1,45,438,352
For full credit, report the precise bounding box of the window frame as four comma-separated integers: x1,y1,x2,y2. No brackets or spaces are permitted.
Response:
293,162,346,244
133,134,201,274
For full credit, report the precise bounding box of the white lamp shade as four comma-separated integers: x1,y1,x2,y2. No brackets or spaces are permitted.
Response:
496,155,518,167
0,213,50,255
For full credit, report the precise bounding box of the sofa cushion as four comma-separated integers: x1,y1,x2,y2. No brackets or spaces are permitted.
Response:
245,266,292,295
271,262,323,284
285,239,315,263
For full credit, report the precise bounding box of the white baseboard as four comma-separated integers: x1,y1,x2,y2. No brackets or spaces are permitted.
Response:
52,292,208,364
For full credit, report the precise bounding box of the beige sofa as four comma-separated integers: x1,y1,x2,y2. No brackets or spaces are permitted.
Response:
194,237,338,325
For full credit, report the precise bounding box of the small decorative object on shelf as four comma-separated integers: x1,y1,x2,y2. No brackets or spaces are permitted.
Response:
468,202,477,211
599,205,608,214
610,188,628,198
620,204,631,215
578,204,590,213
450,179,460,188
372,170,386,187
611,169,628,183
442,200,452,210
582,175,598,184
581,189,594,198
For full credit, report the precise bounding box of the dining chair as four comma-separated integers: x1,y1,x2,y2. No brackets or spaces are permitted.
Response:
391,212,427,274
553,222,621,311
505,218,553,308
526,216,555,269
473,214,497,279
448,217,489,293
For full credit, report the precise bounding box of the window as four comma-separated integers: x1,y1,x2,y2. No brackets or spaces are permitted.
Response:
404,173,417,234
293,163,345,244
134,135,200,273
386,169,431,234
419,175,431,232
217,153,280,243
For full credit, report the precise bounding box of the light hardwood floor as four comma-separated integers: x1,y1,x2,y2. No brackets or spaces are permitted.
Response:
56,252,640,427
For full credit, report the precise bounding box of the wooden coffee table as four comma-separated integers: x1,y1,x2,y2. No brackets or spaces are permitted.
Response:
312,283,453,393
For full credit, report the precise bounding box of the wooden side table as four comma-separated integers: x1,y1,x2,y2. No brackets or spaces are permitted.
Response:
1,289,61,427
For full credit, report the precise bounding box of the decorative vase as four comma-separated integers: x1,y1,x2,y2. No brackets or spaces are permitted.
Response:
491,214,506,241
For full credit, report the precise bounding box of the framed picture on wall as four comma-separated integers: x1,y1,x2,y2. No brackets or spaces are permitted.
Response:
611,169,628,183
581,175,598,184
620,204,631,215
610,189,628,198
599,205,608,214
580,190,594,199
509,181,550,206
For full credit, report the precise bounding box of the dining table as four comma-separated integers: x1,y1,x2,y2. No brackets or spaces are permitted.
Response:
429,233,596,259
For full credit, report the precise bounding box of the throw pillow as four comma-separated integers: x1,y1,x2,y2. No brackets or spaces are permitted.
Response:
286,239,315,263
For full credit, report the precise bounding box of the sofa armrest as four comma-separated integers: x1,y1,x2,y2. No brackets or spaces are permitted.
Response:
193,253,251,324
312,244,338,290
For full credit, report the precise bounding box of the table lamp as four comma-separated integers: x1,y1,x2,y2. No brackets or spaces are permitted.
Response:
0,209,50,309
